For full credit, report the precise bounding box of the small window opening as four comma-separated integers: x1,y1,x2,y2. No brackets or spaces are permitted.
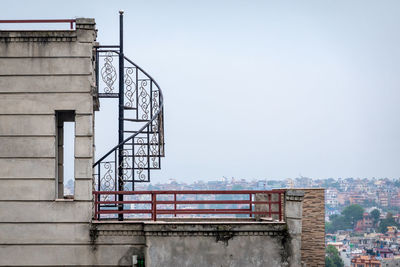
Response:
56,111,75,199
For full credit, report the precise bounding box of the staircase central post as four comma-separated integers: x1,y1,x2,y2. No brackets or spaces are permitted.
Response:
118,10,125,221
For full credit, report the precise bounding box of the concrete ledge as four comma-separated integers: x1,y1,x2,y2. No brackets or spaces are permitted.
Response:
286,189,305,201
0,31,77,42
93,220,287,237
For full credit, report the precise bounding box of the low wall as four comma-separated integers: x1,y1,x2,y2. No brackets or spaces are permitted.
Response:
93,221,291,267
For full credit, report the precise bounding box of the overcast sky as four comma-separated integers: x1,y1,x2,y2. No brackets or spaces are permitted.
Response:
2,0,400,182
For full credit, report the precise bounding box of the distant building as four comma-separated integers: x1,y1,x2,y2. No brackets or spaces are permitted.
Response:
338,192,349,205
349,193,366,205
375,248,394,259
286,178,294,188
378,191,389,207
355,213,374,232
351,255,381,267
390,191,400,208
326,188,339,207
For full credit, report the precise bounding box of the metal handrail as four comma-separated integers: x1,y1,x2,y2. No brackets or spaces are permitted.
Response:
93,190,285,221
93,55,164,167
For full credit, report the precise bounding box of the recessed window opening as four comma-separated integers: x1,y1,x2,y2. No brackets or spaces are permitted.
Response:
56,111,75,199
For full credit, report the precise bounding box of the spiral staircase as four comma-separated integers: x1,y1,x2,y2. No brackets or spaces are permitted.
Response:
93,51,165,189
92,14,165,221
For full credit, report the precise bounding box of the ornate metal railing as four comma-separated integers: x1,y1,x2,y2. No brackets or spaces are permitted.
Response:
93,50,165,212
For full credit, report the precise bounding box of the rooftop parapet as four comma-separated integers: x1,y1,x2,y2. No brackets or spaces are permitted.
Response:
0,18,95,42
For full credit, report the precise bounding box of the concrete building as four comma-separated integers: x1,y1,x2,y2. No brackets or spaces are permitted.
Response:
326,188,339,207
0,18,325,266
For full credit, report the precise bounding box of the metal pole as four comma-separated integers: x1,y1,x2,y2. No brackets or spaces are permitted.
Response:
118,10,125,221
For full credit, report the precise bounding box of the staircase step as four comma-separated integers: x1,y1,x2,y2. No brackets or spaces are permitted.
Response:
98,93,119,98
123,106,137,110
120,155,162,158
123,167,161,171
123,118,149,122
123,142,162,146
124,130,159,134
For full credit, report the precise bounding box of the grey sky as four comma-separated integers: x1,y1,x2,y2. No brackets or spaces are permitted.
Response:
2,0,400,182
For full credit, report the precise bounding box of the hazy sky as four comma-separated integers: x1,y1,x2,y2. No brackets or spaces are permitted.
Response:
2,0,400,182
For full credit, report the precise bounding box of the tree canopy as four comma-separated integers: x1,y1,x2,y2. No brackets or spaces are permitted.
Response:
370,209,380,226
341,204,364,226
326,204,364,233
378,212,400,233
325,245,344,267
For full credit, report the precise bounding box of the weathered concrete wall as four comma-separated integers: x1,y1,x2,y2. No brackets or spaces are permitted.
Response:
90,221,290,267
0,18,98,266
301,189,325,267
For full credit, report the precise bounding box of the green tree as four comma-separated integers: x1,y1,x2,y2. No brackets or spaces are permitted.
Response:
326,205,365,233
325,222,333,233
341,204,364,227
370,209,380,226
325,245,344,267
378,212,399,233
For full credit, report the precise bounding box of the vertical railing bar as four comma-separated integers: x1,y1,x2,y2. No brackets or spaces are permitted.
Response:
174,193,177,217
94,192,98,220
95,50,99,93
132,140,135,191
97,164,101,192
278,192,282,221
135,68,139,120
149,81,153,168
114,151,117,206
97,164,101,220
158,108,161,168
268,193,272,218
161,109,165,157
150,80,153,128
249,193,252,218
147,124,150,181
152,192,157,221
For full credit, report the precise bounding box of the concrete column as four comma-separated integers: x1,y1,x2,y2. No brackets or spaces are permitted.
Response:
285,190,305,267
75,18,96,43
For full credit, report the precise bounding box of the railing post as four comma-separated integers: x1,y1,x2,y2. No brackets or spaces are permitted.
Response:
249,193,252,218
152,192,157,221
94,192,98,220
174,193,177,217
268,193,272,218
97,165,101,220
279,192,282,221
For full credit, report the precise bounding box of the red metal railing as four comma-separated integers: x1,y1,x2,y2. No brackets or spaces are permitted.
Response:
93,190,285,221
0,19,76,30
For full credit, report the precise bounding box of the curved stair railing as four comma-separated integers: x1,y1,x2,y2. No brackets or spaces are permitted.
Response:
93,50,165,215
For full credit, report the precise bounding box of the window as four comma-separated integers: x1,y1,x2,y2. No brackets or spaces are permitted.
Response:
56,111,75,199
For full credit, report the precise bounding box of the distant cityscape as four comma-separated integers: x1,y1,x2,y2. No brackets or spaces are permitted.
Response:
136,177,400,267
135,176,400,215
